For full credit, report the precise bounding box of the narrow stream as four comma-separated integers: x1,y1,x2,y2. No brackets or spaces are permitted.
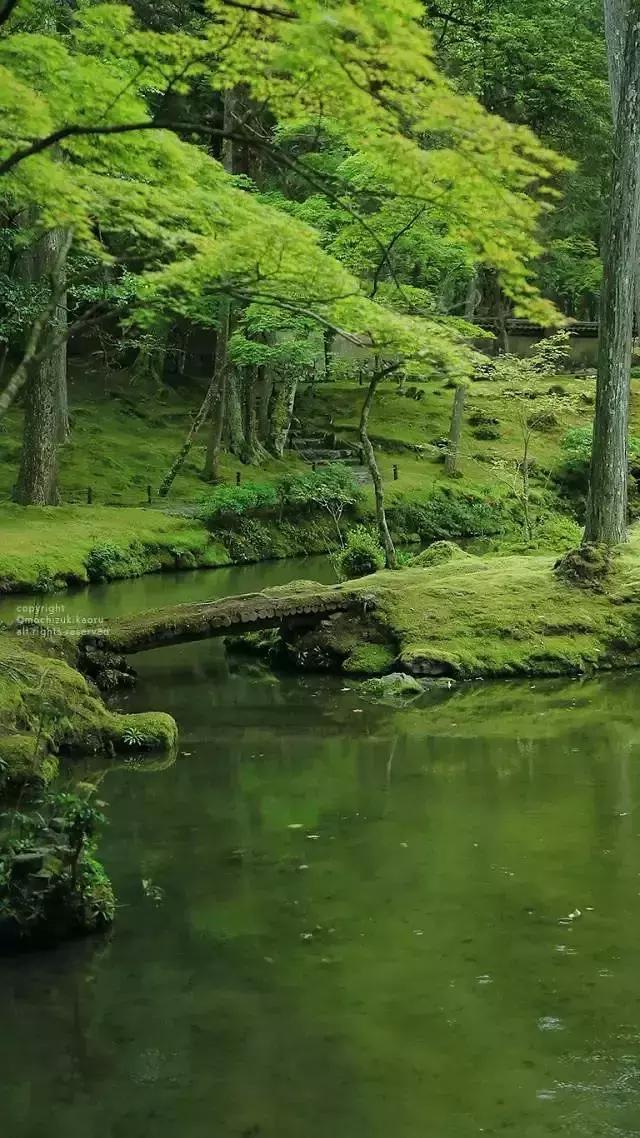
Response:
2,557,640,1137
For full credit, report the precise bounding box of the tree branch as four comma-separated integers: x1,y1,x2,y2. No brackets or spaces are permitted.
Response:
219,0,295,19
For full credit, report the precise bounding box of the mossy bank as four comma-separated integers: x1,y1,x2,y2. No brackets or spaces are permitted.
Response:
249,534,640,680
0,630,177,793
0,502,341,594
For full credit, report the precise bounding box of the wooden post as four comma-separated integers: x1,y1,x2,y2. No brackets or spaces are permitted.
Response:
236,470,241,486
87,486,93,505
393,464,399,481
147,485,152,504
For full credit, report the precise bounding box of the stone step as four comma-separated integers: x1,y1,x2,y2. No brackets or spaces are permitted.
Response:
299,448,360,462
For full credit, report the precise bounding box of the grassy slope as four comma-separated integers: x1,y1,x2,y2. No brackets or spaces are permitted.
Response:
301,373,618,502
0,504,222,590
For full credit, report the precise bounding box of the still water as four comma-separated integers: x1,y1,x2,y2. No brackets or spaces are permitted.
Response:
2,558,640,1137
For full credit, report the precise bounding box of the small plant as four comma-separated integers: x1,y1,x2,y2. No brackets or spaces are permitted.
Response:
278,463,361,544
334,526,385,580
122,725,152,748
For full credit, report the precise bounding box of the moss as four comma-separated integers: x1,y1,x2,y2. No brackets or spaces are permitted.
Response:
410,541,471,568
0,735,59,791
360,673,424,701
554,543,614,589
343,643,397,675
282,611,397,674
0,632,177,792
318,530,640,680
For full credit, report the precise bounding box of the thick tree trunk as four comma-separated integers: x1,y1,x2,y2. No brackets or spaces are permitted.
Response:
256,362,272,443
224,367,245,455
585,2,640,545
267,372,299,458
241,365,266,462
359,374,397,569
204,300,231,482
16,226,70,505
464,273,480,321
15,353,60,505
445,383,467,476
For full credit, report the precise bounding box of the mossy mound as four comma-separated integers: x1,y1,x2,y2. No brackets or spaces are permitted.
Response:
0,632,177,792
333,530,640,680
554,543,614,590
410,541,472,568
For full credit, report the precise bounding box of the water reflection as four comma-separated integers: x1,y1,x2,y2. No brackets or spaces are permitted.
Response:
2,563,640,1136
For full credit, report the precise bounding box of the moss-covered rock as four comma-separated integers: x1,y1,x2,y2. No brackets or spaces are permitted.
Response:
360,672,425,702
0,791,115,951
282,611,397,674
343,643,397,675
0,632,177,792
410,541,472,568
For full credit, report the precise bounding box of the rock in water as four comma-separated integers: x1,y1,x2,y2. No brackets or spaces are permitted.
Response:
359,672,425,703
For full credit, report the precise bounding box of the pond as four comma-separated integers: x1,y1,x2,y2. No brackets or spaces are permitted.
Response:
2,556,640,1137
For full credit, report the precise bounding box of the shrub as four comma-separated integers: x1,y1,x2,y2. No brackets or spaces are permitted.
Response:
335,526,385,579
86,541,145,582
468,410,499,427
552,428,640,517
391,486,516,543
472,424,501,440
198,482,278,528
278,463,361,512
527,410,558,432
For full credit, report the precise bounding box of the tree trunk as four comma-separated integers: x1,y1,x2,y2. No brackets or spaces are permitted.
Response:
267,372,299,458
158,378,219,497
445,383,467,476
323,327,333,378
242,365,266,462
359,374,397,569
224,366,245,455
585,2,640,545
464,273,480,321
16,226,70,505
204,300,231,482
15,353,60,505
256,361,272,442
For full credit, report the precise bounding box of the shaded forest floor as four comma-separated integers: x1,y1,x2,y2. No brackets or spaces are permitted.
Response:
1,362,638,593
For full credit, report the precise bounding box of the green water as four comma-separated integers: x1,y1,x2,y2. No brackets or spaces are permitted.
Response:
2,560,640,1137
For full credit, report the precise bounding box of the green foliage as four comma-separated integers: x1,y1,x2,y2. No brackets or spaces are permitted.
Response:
198,465,361,534
335,526,385,580
278,463,361,518
392,487,516,544
553,428,640,516
198,483,279,528
85,540,147,582
0,788,114,947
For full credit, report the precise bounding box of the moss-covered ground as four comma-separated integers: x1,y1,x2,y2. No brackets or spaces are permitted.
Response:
245,531,640,680
338,534,640,679
0,362,636,593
